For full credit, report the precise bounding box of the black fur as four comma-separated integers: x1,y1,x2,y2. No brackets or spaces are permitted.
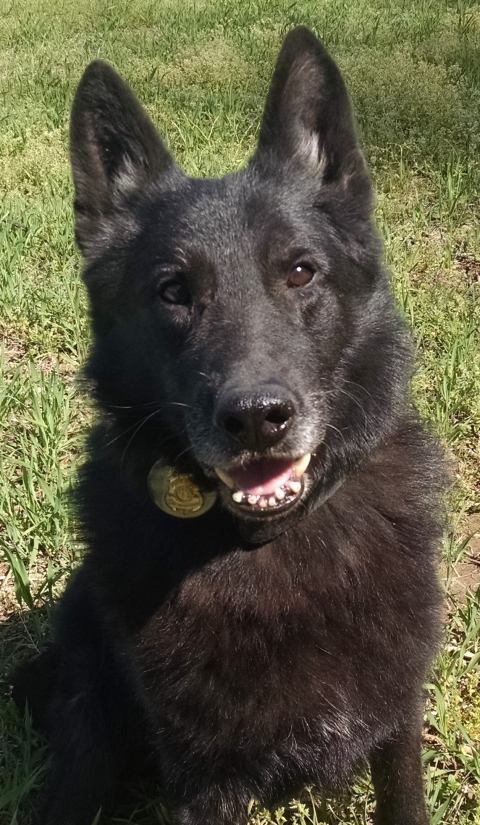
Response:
13,28,445,825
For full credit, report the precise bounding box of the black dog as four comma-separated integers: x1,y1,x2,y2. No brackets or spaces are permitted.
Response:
13,27,445,825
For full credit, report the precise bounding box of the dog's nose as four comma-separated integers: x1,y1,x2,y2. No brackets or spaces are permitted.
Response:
215,390,295,451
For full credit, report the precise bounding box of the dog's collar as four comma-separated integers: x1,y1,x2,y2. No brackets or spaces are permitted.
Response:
148,459,343,543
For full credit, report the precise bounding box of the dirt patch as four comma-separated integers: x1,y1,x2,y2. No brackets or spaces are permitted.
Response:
1,333,27,368
449,513,480,599
453,253,480,285
35,352,78,380
0,561,20,621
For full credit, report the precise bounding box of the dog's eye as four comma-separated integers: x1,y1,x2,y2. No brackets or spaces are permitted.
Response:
158,281,191,305
287,264,315,288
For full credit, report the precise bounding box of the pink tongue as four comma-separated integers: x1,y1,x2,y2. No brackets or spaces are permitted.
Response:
228,458,294,496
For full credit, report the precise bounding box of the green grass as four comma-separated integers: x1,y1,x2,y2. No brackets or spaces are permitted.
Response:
1,0,480,823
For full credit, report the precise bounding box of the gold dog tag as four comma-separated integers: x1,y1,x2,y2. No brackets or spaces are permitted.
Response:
148,460,216,518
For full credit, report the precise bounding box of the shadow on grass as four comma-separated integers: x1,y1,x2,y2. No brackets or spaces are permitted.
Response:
0,606,173,824
0,606,51,825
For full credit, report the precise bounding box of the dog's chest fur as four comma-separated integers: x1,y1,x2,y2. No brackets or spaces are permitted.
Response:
134,434,439,793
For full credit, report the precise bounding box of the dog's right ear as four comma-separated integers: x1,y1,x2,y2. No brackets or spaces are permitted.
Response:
70,61,176,256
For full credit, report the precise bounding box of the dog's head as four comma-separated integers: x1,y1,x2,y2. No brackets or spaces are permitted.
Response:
71,28,410,528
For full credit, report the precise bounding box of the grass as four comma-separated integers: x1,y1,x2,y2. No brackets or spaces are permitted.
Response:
0,0,480,822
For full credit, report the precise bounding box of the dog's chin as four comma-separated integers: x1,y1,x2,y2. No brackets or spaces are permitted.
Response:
213,454,312,521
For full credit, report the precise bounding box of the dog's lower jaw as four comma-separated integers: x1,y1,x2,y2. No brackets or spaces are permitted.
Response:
220,475,305,517
227,470,342,544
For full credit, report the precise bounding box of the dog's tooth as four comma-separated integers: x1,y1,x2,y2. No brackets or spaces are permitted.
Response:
248,495,258,506
275,488,286,500
268,496,277,507
289,480,302,494
259,497,268,508
232,490,244,503
293,453,311,478
215,468,235,489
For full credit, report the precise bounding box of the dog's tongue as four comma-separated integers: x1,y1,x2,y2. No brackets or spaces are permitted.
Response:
228,458,294,496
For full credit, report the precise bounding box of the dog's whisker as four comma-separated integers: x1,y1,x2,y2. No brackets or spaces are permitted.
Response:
104,401,165,410
118,409,165,467
343,379,375,401
105,404,195,449
324,423,346,442
336,388,368,417
104,401,194,411
173,444,195,463
105,411,163,448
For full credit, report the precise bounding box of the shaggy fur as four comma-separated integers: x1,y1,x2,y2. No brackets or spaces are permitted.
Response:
13,27,445,825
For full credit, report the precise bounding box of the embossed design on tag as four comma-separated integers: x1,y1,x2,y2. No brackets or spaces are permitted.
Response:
148,460,216,518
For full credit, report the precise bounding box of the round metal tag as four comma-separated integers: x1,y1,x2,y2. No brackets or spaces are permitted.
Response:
148,460,217,518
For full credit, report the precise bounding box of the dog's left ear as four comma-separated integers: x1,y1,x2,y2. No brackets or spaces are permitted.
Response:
254,28,369,203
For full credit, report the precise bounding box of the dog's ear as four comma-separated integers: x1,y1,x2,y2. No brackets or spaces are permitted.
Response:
70,61,176,255
254,28,368,198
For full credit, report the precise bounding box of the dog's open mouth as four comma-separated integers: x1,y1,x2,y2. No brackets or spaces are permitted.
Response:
215,454,311,516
